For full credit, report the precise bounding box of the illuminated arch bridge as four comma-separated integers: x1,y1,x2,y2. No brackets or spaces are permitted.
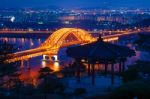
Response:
7,28,98,63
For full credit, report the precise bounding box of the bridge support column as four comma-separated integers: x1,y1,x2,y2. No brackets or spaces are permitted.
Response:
43,55,47,61
53,55,58,62
21,60,24,70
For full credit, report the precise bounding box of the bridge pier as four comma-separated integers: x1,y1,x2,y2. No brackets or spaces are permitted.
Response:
43,55,47,61
52,55,59,62
20,60,25,74
43,55,59,62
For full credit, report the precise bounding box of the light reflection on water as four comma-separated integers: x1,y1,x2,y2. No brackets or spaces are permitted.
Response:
53,61,60,71
42,61,47,68
41,60,60,71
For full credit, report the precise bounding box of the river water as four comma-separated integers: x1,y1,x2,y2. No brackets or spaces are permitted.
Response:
1,34,150,94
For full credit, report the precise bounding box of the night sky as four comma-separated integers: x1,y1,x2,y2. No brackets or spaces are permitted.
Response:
0,0,150,8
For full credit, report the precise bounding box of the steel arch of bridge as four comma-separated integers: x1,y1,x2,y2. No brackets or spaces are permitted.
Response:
40,28,95,49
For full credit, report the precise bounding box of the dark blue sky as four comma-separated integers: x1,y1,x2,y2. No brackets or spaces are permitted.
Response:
0,0,150,8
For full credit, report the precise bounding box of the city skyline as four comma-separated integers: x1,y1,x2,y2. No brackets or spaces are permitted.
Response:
0,0,150,9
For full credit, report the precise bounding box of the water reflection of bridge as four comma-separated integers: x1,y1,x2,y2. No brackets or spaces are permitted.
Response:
6,28,150,67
